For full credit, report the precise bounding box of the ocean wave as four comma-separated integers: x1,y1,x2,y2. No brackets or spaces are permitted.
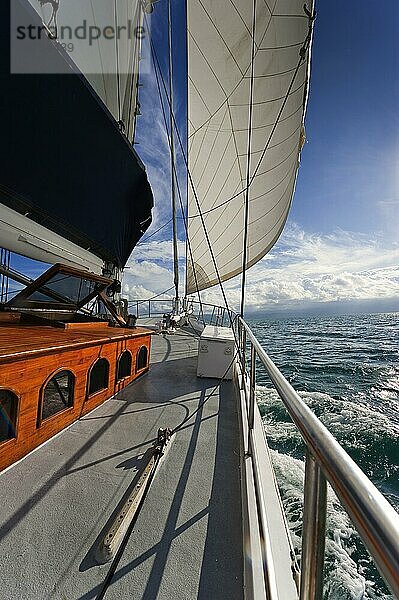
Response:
270,450,393,600
257,386,399,487
257,386,398,599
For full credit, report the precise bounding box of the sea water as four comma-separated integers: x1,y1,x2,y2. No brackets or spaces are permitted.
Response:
248,312,398,600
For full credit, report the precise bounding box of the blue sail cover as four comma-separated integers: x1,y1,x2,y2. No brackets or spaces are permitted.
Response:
0,0,153,270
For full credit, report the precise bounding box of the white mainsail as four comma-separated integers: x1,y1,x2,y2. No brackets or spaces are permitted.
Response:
186,0,314,294
0,204,103,273
1,0,154,273
27,0,146,141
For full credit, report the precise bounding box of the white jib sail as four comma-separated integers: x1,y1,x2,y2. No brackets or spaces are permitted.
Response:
186,0,314,294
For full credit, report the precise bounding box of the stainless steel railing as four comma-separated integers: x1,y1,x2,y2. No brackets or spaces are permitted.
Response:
130,297,236,327
235,316,399,600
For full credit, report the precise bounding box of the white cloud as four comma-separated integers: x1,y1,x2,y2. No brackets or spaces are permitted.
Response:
122,223,399,313
134,45,187,239
134,60,173,228
132,240,186,262
211,225,399,310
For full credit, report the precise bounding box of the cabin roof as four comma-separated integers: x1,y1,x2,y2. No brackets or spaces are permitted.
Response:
0,323,153,364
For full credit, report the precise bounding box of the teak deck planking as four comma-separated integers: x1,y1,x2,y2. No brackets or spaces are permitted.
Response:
0,323,152,471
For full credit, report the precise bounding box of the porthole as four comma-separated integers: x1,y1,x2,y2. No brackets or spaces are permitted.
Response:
0,389,18,443
88,358,110,396
117,351,132,381
40,371,74,423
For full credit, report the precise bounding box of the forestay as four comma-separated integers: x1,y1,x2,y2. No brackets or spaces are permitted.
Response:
186,0,314,293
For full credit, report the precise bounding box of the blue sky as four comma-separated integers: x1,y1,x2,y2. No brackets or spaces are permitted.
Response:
292,0,399,240
122,0,399,313
8,1,399,312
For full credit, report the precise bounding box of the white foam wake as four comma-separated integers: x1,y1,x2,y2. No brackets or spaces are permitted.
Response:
256,386,396,599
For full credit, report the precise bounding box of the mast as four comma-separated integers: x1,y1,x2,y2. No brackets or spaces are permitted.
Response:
168,0,179,312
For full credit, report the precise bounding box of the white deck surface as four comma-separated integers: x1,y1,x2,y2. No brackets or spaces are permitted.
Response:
0,327,243,599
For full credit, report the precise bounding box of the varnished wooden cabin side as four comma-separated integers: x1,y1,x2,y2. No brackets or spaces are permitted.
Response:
0,326,152,472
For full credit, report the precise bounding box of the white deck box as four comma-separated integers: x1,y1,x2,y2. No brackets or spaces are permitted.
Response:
197,325,235,380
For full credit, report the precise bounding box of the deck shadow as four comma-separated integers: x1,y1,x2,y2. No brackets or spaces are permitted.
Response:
139,390,206,600
74,391,208,600
197,380,243,599
86,381,243,600
117,355,218,406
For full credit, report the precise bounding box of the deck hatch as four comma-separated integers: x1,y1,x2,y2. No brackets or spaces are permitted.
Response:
7,264,112,311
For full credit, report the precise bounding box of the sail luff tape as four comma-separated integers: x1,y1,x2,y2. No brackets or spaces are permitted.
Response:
96,430,174,564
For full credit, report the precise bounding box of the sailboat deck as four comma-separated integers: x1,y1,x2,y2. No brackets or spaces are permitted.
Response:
0,326,243,599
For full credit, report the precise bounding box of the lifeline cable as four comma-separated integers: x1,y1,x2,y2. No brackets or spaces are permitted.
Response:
127,286,175,306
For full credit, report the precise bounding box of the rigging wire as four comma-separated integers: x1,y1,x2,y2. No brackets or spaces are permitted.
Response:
137,218,173,244
144,28,256,459
151,37,205,323
146,22,242,333
167,0,180,310
127,286,175,305
240,0,257,317
146,12,246,440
